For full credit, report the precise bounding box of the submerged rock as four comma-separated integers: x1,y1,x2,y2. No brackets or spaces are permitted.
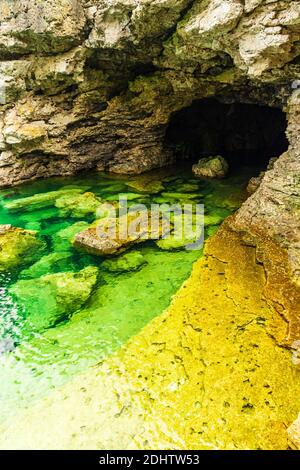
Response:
102,251,147,273
52,221,89,252
4,189,83,212
55,192,102,218
168,183,200,193
126,176,164,195
0,225,46,272
160,192,200,201
19,252,74,279
95,201,118,220
10,267,98,333
192,156,229,179
104,192,144,202
156,235,202,252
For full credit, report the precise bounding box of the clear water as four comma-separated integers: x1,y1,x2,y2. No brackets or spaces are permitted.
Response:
0,167,251,422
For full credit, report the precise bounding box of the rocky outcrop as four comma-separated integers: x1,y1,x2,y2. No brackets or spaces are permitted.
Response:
0,0,299,186
230,91,300,344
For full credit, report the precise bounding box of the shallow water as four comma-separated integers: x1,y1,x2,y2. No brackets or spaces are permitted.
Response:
0,167,251,424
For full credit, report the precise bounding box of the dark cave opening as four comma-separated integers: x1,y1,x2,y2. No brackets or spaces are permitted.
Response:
165,98,289,171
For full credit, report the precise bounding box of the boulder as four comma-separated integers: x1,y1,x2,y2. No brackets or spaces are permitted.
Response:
192,156,229,179
74,211,170,256
10,266,98,333
0,225,46,272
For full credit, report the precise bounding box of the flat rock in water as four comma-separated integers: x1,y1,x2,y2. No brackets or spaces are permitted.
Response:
74,211,170,256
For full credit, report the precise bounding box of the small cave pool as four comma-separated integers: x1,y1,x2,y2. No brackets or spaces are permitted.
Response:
0,156,298,450
0,166,251,425
165,98,289,170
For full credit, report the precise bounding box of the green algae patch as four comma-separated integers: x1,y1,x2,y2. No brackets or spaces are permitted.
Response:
10,267,98,334
0,226,46,272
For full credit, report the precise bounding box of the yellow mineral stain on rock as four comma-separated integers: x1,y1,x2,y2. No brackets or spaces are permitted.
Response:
1,224,300,450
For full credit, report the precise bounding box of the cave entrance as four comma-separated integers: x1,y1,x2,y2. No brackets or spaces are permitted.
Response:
165,98,288,171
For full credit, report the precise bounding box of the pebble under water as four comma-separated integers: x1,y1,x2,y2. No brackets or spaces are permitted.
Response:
0,167,252,429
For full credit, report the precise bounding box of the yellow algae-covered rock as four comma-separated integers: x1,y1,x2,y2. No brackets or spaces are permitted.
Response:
287,414,300,450
0,225,46,272
1,224,300,450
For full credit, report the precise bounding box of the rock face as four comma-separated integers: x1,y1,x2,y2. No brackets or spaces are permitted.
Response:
0,0,299,186
230,91,300,345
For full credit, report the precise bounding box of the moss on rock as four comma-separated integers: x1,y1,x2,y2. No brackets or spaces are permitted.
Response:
55,192,102,218
0,225,46,272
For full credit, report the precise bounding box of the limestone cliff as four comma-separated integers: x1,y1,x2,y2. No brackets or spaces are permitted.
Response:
0,0,299,184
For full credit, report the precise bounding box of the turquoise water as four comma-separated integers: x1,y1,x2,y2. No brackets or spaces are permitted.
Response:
0,167,250,422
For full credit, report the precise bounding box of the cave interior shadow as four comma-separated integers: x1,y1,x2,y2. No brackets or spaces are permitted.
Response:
165,98,289,173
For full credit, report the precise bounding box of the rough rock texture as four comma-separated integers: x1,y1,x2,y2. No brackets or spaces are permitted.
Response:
0,0,299,186
193,155,229,179
74,210,170,256
0,224,46,272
